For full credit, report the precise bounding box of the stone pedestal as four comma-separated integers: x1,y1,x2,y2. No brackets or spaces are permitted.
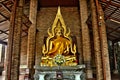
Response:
34,65,85,80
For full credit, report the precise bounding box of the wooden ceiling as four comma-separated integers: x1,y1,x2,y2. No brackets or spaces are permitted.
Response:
100,0,120,42
0,0,120,45
0,0,30,45
38,0,79,7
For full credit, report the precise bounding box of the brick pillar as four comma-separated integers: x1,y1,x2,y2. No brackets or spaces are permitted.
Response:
5,0,24,80
96,2,111,80
112,42,119,74
90,0,103,80
1,45,5,65
27,0,38,79
5,1,16,80
79,0,93,78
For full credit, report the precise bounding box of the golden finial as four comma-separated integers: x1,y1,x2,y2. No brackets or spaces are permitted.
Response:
57,6,61,17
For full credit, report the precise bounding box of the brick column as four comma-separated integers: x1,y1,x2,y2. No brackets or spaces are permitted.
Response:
5,0,24,80
79,0,93,78
27,0,38,79
96,2,111,80
90,0,103,80
5,1,16,80
112,42,119,74
1,45,5,65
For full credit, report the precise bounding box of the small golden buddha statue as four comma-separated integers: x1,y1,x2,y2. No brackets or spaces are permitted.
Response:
41,7,77,67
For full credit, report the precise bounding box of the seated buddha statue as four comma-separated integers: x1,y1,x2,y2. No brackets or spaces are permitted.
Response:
48,23,73,57
41,7,77,66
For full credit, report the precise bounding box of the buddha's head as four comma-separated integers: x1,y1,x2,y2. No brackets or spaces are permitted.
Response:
54,21,64,37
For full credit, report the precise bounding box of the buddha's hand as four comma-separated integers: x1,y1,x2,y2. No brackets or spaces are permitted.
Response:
42,45,47,55
63,50,69,55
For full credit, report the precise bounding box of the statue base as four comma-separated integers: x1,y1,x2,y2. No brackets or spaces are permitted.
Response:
34,65,86,80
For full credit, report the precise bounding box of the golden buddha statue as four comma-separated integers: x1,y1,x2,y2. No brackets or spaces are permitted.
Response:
41,7,77,67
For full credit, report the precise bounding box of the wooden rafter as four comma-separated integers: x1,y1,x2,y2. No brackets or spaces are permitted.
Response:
109,17,120,23
0,19,7,23
107,27,120,34
107,26,120,34
1,37,8,41
0,12,9,20
2,37,8,41
0,30,9,35
107,37,113,41
101,0,120,8
113,37,120,42
108,34,118,39
103,0,112,11
105,8,118,20
0,0,13,7
0,2,11,13
0,12,31,29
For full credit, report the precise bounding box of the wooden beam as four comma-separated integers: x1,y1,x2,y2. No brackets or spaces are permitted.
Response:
109,34,118,39
0,19,7,23
109,17,120,23
107,27,120,34
0,2,11,13
101,0,120,8
5,29,9,32
39,0,78,7
2,37,8,41
0,30,9,35
113,37,120,42
0,12,9,20
0,13,31,29
103,0,112,11
0,0,13,8
105,8,118,20
107,37,113,41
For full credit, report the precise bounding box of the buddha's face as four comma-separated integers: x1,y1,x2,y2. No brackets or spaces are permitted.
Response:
55,27,63,37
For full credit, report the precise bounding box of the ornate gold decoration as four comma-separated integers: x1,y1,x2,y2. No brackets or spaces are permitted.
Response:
54,54,65,66
41,7,77,67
